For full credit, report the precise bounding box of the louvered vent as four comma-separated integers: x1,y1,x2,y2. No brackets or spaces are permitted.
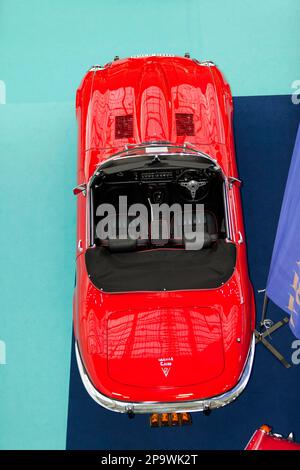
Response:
115,115,133,139
175,113,195,136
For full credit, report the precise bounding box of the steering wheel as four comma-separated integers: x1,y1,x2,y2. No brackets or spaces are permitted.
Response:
176,169,210,202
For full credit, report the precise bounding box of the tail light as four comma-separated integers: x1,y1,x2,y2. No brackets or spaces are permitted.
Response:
160,413,170,426
171,412,180,426
181,412,192,425
150,413,160,427
150,412,192,427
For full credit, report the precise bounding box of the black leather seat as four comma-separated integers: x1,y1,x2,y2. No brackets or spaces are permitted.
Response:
96,209,218,252
96,213,149,252
172,210,218,249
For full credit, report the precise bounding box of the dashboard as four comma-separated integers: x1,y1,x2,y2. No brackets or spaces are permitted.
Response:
100,168,216,201
106,167,215,183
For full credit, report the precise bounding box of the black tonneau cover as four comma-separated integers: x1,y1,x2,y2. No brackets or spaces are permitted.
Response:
85,241,236,293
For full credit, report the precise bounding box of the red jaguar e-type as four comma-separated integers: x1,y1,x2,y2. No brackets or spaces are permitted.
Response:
73,54,255,415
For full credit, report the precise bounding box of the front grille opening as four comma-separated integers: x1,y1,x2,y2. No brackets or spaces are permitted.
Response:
175,113,195,136
115,115,134,139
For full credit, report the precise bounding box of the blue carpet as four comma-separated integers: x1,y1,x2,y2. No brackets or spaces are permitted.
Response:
66,94,300,450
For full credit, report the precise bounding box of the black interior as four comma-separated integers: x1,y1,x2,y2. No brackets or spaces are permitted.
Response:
92,165,227,249
85,157,236,292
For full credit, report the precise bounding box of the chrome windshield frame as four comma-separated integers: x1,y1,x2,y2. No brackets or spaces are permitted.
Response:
87,147,226,247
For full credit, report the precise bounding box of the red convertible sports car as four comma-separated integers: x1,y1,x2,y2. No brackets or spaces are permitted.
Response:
73,54,255,416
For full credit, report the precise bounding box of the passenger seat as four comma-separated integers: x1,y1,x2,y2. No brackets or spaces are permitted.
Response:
172,210,218,249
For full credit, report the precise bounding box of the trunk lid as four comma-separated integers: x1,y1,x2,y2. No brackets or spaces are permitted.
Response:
107,306,225,388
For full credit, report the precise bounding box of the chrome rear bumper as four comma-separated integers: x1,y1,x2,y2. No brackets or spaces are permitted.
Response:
75,334,255,414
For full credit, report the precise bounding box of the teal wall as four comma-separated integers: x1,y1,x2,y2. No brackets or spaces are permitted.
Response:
0,0,299,103
0,0,299,450
0,103,76,449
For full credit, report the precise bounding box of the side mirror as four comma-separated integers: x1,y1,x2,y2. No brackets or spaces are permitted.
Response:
228,177,242,189
73,183,87,196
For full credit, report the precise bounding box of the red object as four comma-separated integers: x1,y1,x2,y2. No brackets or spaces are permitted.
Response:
73,55,255,413
245,426,300,450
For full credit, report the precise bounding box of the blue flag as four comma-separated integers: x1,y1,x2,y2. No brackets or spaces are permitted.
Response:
266,123,300,339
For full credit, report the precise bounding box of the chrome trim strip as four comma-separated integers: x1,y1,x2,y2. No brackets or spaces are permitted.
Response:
199,60,216,67
86,181,90,248
98,142,216,162
89,65,105,71
130,54,175,58
75,334,255,414
90,186,94,246
223,181,231,240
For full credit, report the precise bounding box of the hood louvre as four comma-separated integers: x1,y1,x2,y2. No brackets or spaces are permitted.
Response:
175,113,195,136
115,115,134,139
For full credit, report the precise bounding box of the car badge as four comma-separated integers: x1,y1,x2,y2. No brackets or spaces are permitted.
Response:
158,357,173,377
